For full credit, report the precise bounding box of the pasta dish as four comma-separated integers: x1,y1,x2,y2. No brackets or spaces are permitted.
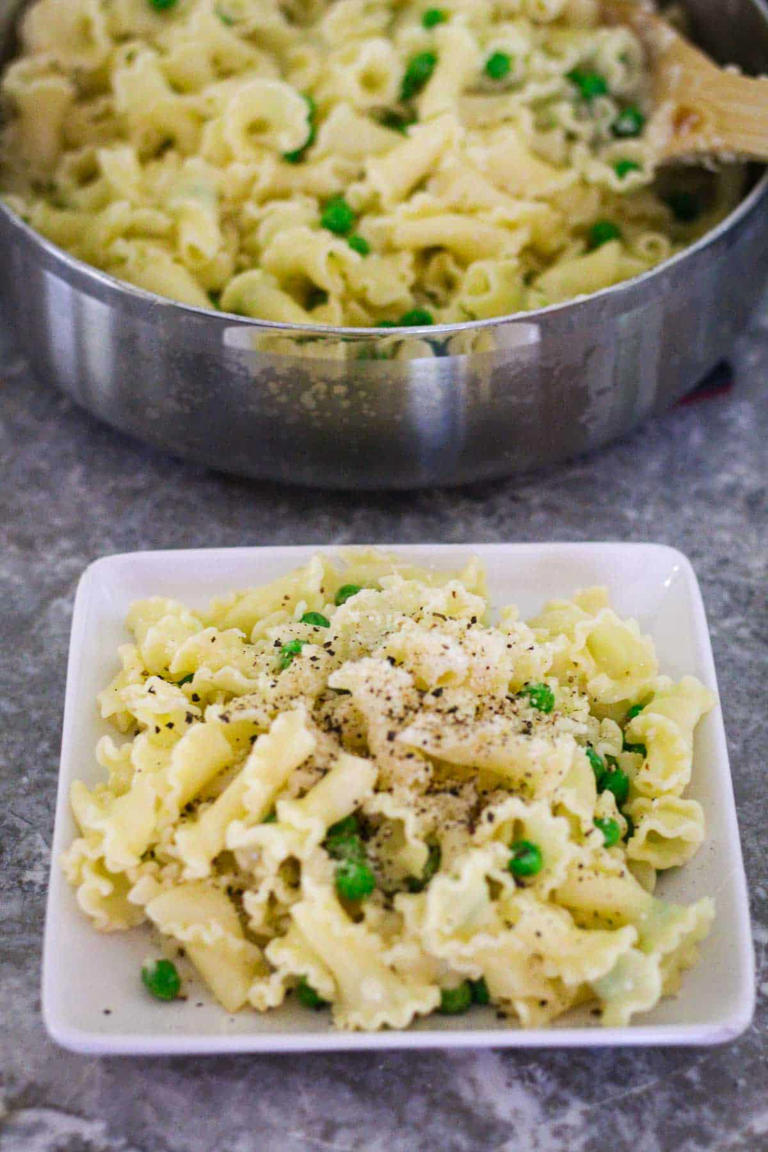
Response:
63,550,715,1030
0,0,744,326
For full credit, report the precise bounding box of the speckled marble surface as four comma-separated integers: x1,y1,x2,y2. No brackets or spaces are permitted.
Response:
1,301,767,1152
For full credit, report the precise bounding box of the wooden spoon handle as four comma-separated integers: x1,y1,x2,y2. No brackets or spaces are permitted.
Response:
661,69,768,161
603,0,768,162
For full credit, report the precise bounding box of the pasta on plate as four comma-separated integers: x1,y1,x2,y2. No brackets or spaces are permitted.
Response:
0,0,744,325
62,550,716,1030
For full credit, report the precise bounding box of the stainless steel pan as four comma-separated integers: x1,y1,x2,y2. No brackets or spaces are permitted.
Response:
1,0,767,490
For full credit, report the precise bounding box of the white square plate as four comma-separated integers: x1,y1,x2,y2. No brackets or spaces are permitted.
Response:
43,543,754,1054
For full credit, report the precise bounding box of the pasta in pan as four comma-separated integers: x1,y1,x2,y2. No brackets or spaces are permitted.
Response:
0,0,744,325
62,551,715,1030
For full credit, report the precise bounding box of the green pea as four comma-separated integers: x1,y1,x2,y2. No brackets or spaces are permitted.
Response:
320,196,357,236
439,982,473,1014
484,51,512,81
567,68,608,100
141,958,181,1001
262,810,277,823
401,51,437,101
407,842,441,892
283,95,316,164
422,7,447,27
278,639,304,669
335,583,363,605
300,611,331,627
594,816,621,847
508,839,543,878
306,287,328,311
379,109,417,133
625,703,645,722
666,190,700,222
586,746,606,784
623,741,647,757
335,857,376,901
614,158,642,179
176,673,194,686
398,308,434,326
325,818,366,862
469,977,490,1005
327,814,359,838
519,682,555,713
328,836,365,865
348,234,370,256
149,0,177,10
297,976,328,1009
612,105,645,137
588,220,622,249
599,768,630,807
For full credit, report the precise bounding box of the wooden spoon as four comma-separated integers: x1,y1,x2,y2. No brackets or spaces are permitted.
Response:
602,0,768,162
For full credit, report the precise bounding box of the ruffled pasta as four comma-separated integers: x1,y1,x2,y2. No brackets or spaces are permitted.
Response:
0,0,743,325
61,550,715,1029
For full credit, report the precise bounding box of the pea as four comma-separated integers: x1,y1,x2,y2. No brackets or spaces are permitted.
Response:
612,105,645,137
327,832,366,863
297,977,328,1009
599,767,630,807
519,682,555,713
283,95,316,164
588,220,622,249
594,816,621,847
508,839,543,878
379,109,417,134
398,308,434,326
625,703,645,722
262,810,277,824
666,190,700,222
407,842,441,892
335,584,362,605
623,740,647,757
439,982,473,1014
327,814,359,838
614,158,642,179
401,51,437,101
335,857,376,901
300,611,330,627
567,68,608,100
469,977,490,1005
278,639,304,669
321,196,357,236
484,51,511,81
325,814,366,862
586,746,606,784
141,958,181,1001
176,673,194,686
348,234,370,255
422,7,447,27
149,0,177,10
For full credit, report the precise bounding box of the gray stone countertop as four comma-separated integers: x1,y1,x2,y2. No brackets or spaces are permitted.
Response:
1,304,766,1152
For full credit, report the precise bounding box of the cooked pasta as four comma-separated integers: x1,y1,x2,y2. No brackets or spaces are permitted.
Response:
62,550,715,1030
0,0,744,325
